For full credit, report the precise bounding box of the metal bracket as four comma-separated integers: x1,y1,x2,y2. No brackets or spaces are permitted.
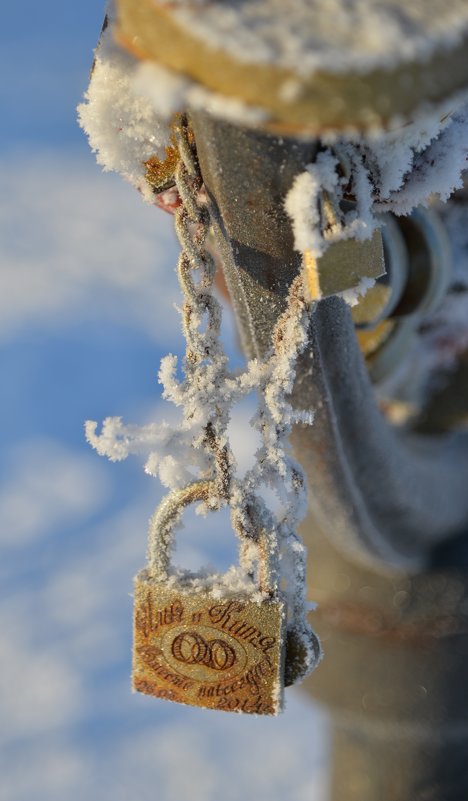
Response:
193,111,468,573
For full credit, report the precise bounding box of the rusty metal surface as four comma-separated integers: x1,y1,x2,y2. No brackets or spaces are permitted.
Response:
133,575,286,715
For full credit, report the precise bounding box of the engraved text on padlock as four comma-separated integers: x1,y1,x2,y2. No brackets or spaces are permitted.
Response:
132,483,286,715
133,578,285,714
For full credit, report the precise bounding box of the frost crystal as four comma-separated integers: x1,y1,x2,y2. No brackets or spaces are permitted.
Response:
77,21,171,203
285,101,468,266
285,147,376,263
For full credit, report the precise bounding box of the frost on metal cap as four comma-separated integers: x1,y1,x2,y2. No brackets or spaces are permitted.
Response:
114,0,468,132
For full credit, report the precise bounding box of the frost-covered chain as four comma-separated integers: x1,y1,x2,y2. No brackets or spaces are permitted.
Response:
151,118,284,593
172,116,231,504
174,117,222,367
86,119,318,673
235,276,315,624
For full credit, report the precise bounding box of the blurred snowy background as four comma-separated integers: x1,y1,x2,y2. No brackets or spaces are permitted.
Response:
0,4,330,801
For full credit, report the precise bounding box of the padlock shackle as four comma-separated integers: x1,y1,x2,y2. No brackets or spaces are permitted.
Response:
147,480,212,579
147,481,278,596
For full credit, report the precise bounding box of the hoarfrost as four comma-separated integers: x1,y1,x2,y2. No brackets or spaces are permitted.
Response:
78,23,266,202
132,62,192,120
81,4,468,689
336,277,376,308
79,9,468,230
285,100,468,279
284,146,378,279
77,23,171,203
374,106,468,215
284,153,340,256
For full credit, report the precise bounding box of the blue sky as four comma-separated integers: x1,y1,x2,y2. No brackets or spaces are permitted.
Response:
0,5,329,801
1,2,102,151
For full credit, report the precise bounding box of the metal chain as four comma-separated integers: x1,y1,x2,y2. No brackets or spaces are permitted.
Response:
148,116,313,624
174,117,222,368
173,116,231,501
147,115,238,580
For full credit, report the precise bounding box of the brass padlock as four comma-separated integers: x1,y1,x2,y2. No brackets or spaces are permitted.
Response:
133,484,287,715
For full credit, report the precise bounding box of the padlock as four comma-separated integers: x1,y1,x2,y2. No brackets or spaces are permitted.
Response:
284,623,322,688
132,483,287,715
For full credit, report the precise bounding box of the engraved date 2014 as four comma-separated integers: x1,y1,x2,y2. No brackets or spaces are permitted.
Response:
216,696,274,714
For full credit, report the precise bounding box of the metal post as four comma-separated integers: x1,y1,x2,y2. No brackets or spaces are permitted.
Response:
193,111,468,800
298,512,468,801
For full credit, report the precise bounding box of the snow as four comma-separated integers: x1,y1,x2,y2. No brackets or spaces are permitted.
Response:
160,0,468,76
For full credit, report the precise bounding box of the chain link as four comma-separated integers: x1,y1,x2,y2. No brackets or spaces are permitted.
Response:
174,116,222,368
148,115,313,618
172,116,231,502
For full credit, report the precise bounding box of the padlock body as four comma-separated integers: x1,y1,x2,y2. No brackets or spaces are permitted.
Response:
133,571,286,714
